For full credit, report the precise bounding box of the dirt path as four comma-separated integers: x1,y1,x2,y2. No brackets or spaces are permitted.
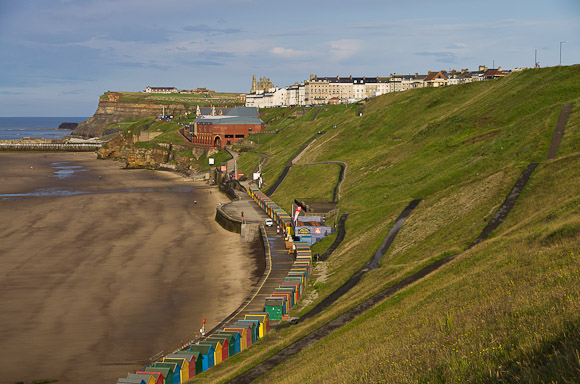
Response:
227,103,573,383
318,213,348,262
265,135,320,196
469,163,539,248
546,103,572,160
227,162,535,383
295,199,421,324
309,106,322,121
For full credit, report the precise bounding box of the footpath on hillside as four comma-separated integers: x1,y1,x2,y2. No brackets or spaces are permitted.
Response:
225,103,573,383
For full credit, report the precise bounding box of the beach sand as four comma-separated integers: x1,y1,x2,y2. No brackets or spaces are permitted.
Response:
0,152,263,383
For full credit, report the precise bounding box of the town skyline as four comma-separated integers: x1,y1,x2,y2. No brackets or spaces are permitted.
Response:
0,0,579,116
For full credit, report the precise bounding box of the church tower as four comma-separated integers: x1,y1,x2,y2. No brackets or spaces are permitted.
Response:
251,74,257,93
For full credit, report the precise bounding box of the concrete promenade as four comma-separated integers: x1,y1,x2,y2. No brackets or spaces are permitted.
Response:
208,186,296,332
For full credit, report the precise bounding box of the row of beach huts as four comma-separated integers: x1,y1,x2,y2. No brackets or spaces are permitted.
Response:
117,185,313,383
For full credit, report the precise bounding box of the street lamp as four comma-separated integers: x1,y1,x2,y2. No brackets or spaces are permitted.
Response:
560,41,569,66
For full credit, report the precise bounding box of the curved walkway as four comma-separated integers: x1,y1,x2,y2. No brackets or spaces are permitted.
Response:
296,199,421,324
299,161,346,202
265,135,319,196
546,103,572,160
226,103,573,383
319,213,348,262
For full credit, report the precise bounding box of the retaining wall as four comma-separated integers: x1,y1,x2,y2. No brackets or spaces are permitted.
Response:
215,207,242,234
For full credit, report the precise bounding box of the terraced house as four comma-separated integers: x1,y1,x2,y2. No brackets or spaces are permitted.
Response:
246,66,514,108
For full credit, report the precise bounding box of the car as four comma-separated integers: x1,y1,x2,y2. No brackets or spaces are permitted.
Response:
265,218,273,227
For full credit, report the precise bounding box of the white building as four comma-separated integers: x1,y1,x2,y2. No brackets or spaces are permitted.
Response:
245,87,288,108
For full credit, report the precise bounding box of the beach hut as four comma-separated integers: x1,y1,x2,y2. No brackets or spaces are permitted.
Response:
174,351,202,376
271,291,292,313
136,371,164,384
127,373,157,384
205,335,230,361
188,344,215,370
148,364,174,384
199,339,223,365
249,312,270,332
274,287,295,307
264,297,285,320
244,314,269,338
153,362,180,384
237,319,260,341
117,377,146,384
285,276,304,293
224,326,250,350
164,357,189,382
291,267,309,281
217,330,240,355
143,367,170,384
287,271,306,287
281,282,301,301
167,353,196,379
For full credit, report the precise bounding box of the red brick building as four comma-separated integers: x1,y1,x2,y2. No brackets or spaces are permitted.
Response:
186,107,264,148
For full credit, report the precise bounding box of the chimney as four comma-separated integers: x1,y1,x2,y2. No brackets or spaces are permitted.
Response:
310,74,315,80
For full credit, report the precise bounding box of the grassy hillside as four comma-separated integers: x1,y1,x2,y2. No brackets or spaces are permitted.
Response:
192,65,580,383
100,91,243,107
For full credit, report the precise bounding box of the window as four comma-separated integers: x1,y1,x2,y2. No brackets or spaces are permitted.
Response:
235,134,244,138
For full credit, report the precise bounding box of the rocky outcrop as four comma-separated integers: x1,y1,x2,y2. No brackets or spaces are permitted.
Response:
73,100,188,138
58,122,79,130
96,131,208,174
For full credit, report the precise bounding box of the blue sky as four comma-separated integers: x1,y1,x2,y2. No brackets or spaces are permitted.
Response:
0,0,578,116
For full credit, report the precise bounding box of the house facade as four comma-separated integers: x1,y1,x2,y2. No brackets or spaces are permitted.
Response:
145,86,178,94
186,107,264,148
245,65,512,108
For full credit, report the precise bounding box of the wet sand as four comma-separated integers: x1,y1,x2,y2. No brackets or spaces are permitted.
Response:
0,152,262,383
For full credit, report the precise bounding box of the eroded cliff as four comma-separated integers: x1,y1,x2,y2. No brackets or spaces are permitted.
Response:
74,100,186,138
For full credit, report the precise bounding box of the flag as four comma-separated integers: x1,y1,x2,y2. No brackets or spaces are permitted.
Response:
293,206,302,222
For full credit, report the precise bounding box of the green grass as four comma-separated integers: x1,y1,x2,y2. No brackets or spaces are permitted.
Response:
100,91,243,107
188,66,580,383
271,163,341,213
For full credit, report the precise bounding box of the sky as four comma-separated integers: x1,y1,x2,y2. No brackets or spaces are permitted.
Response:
0,0,579,116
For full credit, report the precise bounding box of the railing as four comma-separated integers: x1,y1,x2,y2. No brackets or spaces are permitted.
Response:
0,143,102,151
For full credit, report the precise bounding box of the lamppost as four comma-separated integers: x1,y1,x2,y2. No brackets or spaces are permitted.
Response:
560,41,569,66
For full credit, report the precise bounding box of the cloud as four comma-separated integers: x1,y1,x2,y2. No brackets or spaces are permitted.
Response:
0,90,23,95
447,42,468,49
329,39,365,62
270,46,308,57
183,25,243,35
187,60,224,67
415,51,458,63
199,50,236,59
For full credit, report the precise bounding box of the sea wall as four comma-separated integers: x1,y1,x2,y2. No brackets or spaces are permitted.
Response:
215,206,242,234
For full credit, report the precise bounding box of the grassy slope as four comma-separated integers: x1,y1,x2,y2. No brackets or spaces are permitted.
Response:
100,91,243,107
192,66,580,383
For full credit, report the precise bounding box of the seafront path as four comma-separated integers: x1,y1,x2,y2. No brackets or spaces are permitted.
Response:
206,185,295,333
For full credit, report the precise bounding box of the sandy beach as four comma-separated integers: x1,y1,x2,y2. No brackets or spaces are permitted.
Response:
0,152,263,383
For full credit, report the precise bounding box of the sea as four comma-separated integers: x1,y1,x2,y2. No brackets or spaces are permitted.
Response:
0,117,88,140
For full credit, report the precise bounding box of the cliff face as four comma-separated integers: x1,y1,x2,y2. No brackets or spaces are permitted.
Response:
96,131,215,174
73,100,188,138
